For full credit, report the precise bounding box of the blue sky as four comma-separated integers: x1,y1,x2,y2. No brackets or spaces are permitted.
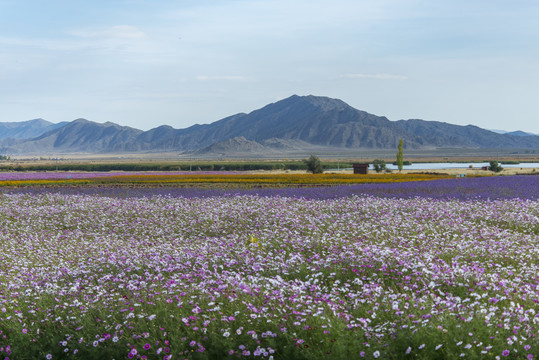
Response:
1,0,538,133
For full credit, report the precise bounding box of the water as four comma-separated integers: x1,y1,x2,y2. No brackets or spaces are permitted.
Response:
332,162,539,171
385,162,539,170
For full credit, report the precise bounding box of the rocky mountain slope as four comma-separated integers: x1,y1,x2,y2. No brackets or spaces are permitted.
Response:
2,95,538,154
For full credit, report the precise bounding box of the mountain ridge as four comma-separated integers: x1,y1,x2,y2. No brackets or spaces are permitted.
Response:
1,95,538,154
0,119,68,140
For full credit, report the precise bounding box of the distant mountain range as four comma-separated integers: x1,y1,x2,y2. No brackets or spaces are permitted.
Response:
1,95,538,155
0,119,68,140
490,129,537,136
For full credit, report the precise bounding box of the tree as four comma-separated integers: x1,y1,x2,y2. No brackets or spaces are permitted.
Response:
372,159,386,173
304,155,323,174
488,160,503,173
396,138,404,172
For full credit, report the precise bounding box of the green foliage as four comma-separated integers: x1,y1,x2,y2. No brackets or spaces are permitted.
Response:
396,138,404,172
0,160,336,172
0,159,352,173
500,160,519,165
392,160,412,166
372,159,386,173
488,160,503,172
303,155,324,174
0,154,10,160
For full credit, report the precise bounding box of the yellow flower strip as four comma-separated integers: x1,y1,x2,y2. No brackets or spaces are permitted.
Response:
0,173,453,187
89,173,452,185
0,179,92,187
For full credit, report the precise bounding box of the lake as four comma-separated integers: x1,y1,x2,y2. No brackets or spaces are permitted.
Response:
332,162,539,171
386,162,539,170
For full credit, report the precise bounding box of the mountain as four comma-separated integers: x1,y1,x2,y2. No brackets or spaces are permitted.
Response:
131,95,421,151
194,136,267,155
194,136,312,155
393,120,533,148
505,130,536,137
2,95,539,155
490,129,537,136
136,94,538,151
1,119,143,153
0,119,68,140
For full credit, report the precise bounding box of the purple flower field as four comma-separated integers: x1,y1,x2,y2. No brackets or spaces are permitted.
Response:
3,174,539,201
0,175,538,359
0,171,223,181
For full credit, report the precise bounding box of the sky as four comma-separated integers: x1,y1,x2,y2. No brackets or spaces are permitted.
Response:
1,0,538,133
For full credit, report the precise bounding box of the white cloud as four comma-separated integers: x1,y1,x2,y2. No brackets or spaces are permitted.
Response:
0,25,149,57
343,73,408,80
195,75,253,82
69,25,147,39
0,35,83,51
66,25,156,58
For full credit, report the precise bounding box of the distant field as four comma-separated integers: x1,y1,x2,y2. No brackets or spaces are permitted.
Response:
2,150,539,173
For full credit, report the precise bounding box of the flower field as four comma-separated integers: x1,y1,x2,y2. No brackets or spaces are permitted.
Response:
0,172,451,188
1,175,538,359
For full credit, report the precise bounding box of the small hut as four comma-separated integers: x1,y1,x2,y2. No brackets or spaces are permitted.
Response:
353,163,369,174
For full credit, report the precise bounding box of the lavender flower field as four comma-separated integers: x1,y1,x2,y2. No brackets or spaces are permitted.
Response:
0,172,225,181
1,175,538,359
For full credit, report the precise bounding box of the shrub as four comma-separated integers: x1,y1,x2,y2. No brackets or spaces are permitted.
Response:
372,159,386,173
488,160,503,172
303,155,324,174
